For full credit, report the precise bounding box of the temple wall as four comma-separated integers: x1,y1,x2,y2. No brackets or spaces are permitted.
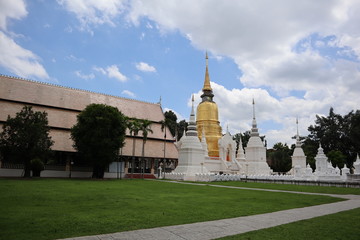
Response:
0,75,178,159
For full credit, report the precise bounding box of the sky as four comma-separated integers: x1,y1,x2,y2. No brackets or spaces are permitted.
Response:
1,0,360,148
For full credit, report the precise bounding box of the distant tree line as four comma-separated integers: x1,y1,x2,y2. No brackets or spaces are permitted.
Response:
265,108,360,172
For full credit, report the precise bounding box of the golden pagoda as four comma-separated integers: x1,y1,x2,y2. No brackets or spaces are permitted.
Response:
196,53,222,157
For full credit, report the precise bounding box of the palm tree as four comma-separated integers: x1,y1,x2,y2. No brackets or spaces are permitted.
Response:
160,118,172,179
127,118,142,178
140,119,153,179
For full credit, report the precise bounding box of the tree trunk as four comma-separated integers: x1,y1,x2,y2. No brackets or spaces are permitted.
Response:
24,160,31,178
131,137,136,178
92,165,105,178
141,140,145,179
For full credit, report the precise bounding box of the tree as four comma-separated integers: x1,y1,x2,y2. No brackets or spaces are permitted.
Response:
306,107,360,168
160,117,173,178
176,120,188,140
127,118,142,178
268,142,292,173
139,119,153,178
71,104,126,178
302,138,318,170
163,111,177,137
327,150,346,169
233,131,266,155
344,110,360,165
0,106,53,177
308,107,346,154
233,132,249,155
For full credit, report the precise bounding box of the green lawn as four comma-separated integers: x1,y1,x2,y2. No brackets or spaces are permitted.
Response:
218,207,360,240
205,181,360,195
0,179,343,240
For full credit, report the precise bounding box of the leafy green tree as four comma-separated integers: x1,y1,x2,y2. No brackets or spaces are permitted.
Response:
233,131,266,155
163,110,177,137
233,132,249,155
306,107,360,168
71,104,127,178
344,110,360,165
308,107,346,154
327,150,346,168
139,119,153,178
0,106,53,177
176,120,188,140
301,138,317,170
159,116,174,177
127,118,142,177
268,142,292,172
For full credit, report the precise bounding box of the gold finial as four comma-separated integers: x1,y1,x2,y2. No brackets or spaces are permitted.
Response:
203,52,212,91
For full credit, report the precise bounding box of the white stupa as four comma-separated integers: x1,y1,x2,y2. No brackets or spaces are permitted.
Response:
292,118,307,169
218,127,236,162
244,99,272,175
315,143,328,174
353,154,360,174
236,132,246,161
173,95,209,180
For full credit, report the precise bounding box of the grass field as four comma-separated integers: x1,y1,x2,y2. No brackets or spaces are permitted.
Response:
218,207,360,240
0,178,344,240
206,181,360,195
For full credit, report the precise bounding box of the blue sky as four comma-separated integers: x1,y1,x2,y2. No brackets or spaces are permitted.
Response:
1,0,360,148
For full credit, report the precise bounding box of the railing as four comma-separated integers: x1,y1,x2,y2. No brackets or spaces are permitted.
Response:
1,163,24,169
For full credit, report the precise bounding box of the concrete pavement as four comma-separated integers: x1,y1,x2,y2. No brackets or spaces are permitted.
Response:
58,181,360,240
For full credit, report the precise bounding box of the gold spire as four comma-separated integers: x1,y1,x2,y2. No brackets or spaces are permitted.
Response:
202,52,212,91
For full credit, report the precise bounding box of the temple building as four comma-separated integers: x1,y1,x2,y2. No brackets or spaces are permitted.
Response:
170,54,271,179
244,99,271,175
196,53,222,157
292,118,307,169
0,75,178,178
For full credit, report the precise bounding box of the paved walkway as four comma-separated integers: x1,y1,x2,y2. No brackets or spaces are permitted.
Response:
59,181,360,240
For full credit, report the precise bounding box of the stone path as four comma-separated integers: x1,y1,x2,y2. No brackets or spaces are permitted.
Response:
59,181,360,240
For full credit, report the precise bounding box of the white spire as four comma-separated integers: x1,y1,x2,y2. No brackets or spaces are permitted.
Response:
190,94,195,118
252,98,256,120
295,117,301,147
251,98,259,136
186,94,198,137
236,132,245,159
296,117,299,138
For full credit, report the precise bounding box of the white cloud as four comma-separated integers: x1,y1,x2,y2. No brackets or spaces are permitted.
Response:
107,65,127,82
0,1,49,80
128,0,360,147
0,0,27,31
135,61,156,72
140,32,145,40
94,65,127,82
0,31,49,79
186,80,357,148
57,0,127,34
121,90,136,98
93,66,106,75
66,54,84,62
75,70,95,80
